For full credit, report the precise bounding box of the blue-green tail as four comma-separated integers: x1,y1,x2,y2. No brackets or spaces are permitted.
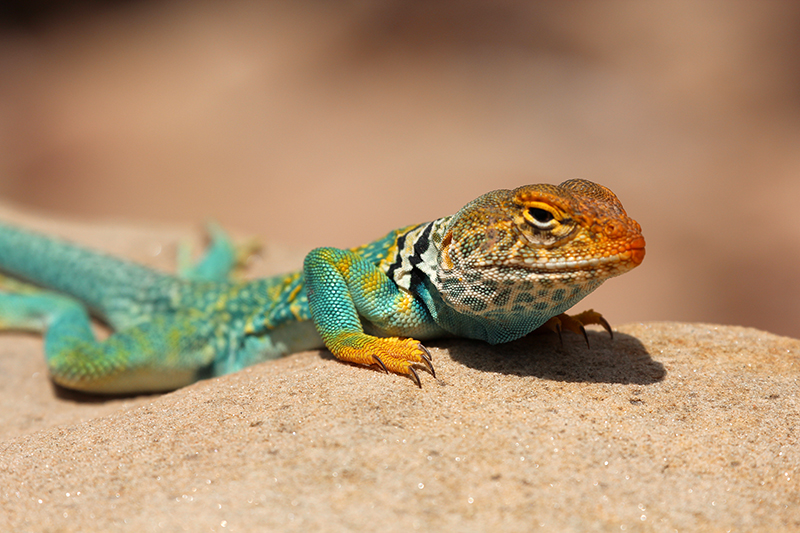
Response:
0,221,175,326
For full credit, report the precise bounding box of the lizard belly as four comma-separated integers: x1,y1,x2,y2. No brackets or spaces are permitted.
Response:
266,319,324,354
216,320,324,375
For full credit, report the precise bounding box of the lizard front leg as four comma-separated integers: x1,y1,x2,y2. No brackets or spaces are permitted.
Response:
303,247,439,386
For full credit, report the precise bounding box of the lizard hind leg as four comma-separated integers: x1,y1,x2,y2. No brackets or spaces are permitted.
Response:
0,290,120,389
0,290,209,393
178,222,261,282
0,277,74,332
0,290,110,383
0,272,45,296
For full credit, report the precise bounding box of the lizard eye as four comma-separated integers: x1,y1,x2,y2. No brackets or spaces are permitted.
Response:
524,206,557,230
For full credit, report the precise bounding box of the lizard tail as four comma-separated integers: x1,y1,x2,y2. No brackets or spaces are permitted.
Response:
0,221,176,321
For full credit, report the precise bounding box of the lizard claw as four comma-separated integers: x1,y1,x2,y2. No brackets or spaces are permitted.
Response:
542,309,613,346
372,355,389,373
596,314,613,339
418,344,436,378
408,366,422,388
579,324,590,348
373,350,429,387
571,309,613,340
553,320,564,346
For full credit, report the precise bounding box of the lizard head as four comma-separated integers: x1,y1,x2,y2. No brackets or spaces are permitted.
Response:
508,178,645,276
432,179,644,321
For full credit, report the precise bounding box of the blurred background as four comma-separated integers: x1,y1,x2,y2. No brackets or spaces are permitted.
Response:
0,1,799,337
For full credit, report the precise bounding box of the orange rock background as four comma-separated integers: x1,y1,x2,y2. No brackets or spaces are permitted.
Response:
1,1,799,337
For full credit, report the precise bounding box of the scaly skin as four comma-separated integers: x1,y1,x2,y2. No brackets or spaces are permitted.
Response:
0,179,644,392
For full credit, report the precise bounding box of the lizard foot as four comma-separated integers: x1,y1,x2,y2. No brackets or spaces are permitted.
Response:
542,309,612,347
328,335,435,387
178,222,262,282
233,238,263,273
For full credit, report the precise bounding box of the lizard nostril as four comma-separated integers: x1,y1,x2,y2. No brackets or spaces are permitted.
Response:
604,221,624,238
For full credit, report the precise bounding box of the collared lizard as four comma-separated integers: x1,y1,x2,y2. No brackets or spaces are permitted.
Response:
0,179,644,392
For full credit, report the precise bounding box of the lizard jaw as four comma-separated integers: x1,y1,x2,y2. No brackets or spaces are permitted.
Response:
501,235,646,276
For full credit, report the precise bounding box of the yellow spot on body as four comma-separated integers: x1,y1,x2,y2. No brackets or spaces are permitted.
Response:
287,283,302,303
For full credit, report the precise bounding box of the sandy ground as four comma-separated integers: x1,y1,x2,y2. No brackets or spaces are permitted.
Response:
0,206,798,532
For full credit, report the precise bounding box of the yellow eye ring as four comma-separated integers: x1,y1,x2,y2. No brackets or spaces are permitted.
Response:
522,203,559,230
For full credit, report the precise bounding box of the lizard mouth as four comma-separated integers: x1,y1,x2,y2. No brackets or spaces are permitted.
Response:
509,236,646,273
629,237,646,266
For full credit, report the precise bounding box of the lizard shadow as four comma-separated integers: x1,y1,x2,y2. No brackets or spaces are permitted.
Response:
51,383,162,402
49,330,662,402
439,329,665,385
